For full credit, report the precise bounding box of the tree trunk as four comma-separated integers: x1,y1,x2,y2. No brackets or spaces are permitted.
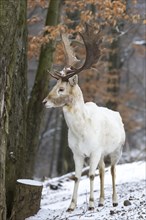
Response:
106,37,121,111
0,0,27,218
26,0,61,178
0,64,7,220
11,179,43,220
57,116,74,175
49,109,60,177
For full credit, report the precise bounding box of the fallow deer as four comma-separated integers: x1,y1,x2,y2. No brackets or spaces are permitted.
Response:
43,24,125,211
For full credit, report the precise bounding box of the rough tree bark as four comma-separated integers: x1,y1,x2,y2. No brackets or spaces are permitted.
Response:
106,36,121,111
11,179,43,220
0,56,7,220
26,0,61,178
0,0,27,218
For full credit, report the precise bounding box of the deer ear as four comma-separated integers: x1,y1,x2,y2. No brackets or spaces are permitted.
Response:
68,75,78,86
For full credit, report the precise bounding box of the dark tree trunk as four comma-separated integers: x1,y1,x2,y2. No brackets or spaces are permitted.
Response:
26,0,61,178
106,37,121,111
49,109,60,177
11,179,43,220
0,0,27,218
57,116,74,175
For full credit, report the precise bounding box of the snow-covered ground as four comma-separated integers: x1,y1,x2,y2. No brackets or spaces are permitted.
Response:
27,161,146,220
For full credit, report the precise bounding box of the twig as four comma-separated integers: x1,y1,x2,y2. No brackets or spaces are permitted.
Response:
58,213,83,220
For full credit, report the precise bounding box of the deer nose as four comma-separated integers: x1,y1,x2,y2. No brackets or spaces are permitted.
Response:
42,99,47,105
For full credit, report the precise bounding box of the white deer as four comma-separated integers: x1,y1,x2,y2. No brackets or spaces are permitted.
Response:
43,25,125,211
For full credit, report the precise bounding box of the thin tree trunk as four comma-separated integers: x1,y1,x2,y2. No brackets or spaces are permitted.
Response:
106,37,121,111
57,116,74,175
26,0,61,178
49,109,60,177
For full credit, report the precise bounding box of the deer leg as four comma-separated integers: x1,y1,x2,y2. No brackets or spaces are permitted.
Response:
111,165,118,207
89,153,101,210
67,154,84,212
98,160,105,207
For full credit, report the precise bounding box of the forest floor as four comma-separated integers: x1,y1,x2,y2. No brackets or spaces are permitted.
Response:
26,161,146,220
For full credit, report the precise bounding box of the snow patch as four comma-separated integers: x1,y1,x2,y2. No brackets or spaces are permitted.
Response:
26,161,146,220
17,179,43,186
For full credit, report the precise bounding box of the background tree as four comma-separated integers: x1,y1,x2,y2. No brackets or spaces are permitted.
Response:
26,0,61,178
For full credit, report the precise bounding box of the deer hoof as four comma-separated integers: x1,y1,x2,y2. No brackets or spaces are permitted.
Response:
113,203,118,207
66,208,74,212
98,203,104,207
88,206,94,211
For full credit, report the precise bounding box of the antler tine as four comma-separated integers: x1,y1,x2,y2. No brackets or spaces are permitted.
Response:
49,24,101,82
48,69,75,81
48,34,78,81
79,23,101,69
48,70,61,80
61,23,102,81
61,33,78,66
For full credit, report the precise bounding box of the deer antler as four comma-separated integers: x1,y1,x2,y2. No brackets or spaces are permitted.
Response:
79,23,101,69
61,33,79,66
50,23,101,81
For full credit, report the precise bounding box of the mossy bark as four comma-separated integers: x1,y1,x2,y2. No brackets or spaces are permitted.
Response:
0,0,27,218
26,0,61,178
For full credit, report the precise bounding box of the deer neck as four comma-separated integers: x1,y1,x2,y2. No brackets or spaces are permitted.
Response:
62,85,88,138
63,84,84,112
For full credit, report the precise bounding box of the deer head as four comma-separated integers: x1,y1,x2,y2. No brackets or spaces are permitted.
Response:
43,24,101,108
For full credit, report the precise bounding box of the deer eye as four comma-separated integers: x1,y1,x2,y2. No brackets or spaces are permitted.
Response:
58,87,64,93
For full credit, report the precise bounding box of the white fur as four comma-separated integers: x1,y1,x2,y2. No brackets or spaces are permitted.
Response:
64,101,125,157
43,82,125,211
